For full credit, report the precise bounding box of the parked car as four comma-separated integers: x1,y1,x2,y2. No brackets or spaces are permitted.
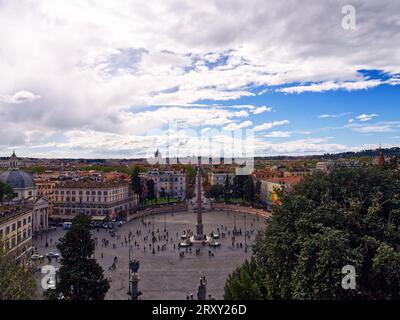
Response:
209,241,221,248
46,252,60,258
31,254,44,260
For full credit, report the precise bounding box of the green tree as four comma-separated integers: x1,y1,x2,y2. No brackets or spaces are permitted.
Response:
224,257,263,300
0,181,14,203
255,180,261,202
146,179,156,201
131,166,142,202
183,164,196,185
225,166,400,299
51,216,110,300
205,184,224,200
223,175,232,201
0,240,37,300
243,176,254,202
232,175,246,198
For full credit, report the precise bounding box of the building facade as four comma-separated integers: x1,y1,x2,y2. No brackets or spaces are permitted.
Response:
0,151,49,235
52,180,137,219
207,172,235,186
260,176,304,206
0,206,33,258
140,169,187,200
34,179,55,216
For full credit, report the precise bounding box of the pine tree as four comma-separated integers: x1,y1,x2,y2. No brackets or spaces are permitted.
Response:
223,174,232,200
131,166,142,203
52,216,110,300
243,176,254,202
146,179,156,201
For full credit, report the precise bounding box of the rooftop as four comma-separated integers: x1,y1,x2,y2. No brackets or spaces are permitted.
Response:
0,205,31,224
56,180,130,189
263,176,304,186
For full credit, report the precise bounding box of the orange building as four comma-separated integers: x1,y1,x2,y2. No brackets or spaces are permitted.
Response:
34,179,56,216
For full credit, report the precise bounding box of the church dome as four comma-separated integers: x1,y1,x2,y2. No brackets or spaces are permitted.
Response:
0,170,35,189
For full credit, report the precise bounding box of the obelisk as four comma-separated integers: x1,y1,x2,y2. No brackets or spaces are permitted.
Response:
195,166,204,239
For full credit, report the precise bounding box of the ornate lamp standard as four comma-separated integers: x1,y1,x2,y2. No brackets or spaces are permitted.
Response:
244,213,247,252
127,229,132,295
152,211,155,254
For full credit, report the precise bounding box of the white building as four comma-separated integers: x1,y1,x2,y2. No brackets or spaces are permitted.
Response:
208,172,235,186
140,169,187,200
0,151,49,234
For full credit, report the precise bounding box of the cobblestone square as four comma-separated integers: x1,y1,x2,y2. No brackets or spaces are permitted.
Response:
34,210,266,300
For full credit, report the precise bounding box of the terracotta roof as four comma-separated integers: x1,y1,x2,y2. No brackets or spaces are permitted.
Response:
263,176,304,186
56,180,129,189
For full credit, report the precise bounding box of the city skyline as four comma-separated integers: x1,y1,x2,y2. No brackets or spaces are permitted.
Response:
0,1,399,158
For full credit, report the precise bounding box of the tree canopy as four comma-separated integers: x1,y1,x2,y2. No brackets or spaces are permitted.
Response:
225,166,400,299
0,241,37,300
0,181,14,203
51,215,110,300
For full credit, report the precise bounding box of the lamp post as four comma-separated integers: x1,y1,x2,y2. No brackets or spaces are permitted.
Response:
244,213,247,252
45,227,48,248
152,212,155,254
233,210,236,233
127,229,132,295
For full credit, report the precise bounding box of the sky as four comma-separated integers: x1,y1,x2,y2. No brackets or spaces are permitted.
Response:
0,0,399,159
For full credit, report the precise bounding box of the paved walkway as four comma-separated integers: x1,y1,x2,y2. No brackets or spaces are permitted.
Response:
33,210,266,300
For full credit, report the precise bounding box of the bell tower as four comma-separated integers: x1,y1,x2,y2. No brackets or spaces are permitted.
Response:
8,149,19,170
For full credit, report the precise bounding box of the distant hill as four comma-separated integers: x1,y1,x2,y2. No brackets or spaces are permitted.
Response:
255,147,400,161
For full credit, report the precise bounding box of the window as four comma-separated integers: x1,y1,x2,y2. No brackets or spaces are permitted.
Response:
12,224,16,231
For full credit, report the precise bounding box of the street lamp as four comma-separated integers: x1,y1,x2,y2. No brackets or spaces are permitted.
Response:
127,229,132,295
244,213,247,252
45,227,48,248
152,212,155,254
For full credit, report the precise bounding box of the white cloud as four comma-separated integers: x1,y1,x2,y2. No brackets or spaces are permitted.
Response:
264,131,291,138
254,120,290,132
252,106,272,115
255,137,359,156
347,121,399,133
278,80,384,94
356,113,379,122
0,91,40,104
223,120,253,131
318,112,352,119
0,1,400,156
